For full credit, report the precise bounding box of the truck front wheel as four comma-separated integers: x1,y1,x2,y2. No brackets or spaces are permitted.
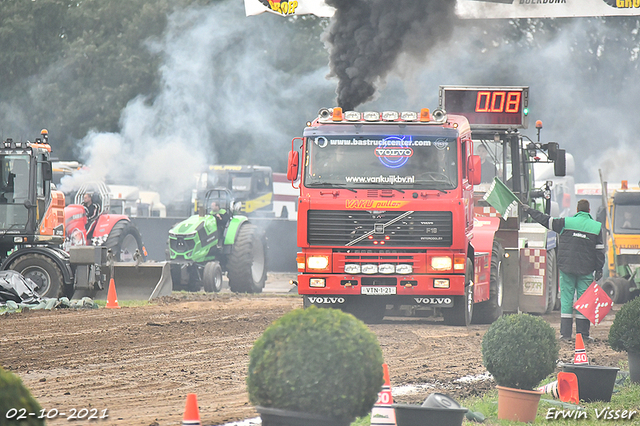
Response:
7,253,65,299
443,259,474,326
473,241,504,324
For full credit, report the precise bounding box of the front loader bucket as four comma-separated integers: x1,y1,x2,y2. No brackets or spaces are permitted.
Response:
93,261,173,301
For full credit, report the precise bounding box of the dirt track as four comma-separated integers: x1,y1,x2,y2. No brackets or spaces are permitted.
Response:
1,290,625,426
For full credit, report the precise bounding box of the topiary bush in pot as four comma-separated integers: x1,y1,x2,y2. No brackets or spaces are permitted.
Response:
482,313,559,422
608,296,640,383
0,366,44,426
609,295,640,353
247,306,384,424
482,313,559,390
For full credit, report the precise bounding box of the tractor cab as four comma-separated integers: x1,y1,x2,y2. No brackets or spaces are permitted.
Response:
195,165,274,216
0,134,61,253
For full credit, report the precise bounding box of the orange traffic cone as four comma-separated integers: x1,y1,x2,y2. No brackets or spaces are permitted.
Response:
182,393,201,426
105,278,121,309
574,333,589,365
557,372,580,404
371,363,396,426
537,372,580,404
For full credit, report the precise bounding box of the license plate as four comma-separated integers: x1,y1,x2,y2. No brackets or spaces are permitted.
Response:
361,286,396,295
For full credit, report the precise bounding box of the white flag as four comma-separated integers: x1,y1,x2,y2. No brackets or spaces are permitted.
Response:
244,0,335,17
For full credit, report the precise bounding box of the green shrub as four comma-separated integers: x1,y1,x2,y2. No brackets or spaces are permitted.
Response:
609,296,640,353
0,366,44,426
247,306,384,422
481,313,558,390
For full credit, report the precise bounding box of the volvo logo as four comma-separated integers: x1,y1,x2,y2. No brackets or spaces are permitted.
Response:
307,297,346,304
376,136,413,169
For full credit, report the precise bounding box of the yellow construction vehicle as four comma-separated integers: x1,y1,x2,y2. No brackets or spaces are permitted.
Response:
599,176,640,303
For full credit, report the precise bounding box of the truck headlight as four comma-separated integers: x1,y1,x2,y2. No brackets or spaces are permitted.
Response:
307,256,329,270
378,264,395,274
344,264,361,274
309,278,326,288
431,256,452,271
395,264,413,274
361,264,378,274
434,279,450,289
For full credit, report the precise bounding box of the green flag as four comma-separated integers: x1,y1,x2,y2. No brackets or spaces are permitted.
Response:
482,177,520,220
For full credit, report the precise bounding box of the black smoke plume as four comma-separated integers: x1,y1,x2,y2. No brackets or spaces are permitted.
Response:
324,0,457,111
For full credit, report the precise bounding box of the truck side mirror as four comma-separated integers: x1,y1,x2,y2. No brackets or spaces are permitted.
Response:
41,162,53,181
287,150,299,181
469,155,482,185
547,142,559,161
554,148,566,177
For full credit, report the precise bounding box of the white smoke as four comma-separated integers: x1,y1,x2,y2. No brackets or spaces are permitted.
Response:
62,1,334,202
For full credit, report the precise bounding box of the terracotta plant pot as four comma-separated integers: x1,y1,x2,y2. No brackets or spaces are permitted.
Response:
629,351,640,384
561,364,619,402
256,406,350,426
496,385,543,423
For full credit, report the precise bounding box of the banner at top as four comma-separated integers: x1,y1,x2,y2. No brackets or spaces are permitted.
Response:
457,0,640,19
244,0,335,17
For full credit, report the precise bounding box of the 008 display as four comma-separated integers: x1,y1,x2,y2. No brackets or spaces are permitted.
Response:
439,86,529,129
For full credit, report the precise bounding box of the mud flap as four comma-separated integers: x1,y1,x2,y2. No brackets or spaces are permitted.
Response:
93,261,172,301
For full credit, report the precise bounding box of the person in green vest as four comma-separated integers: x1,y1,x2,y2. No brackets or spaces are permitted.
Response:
522,199,605,341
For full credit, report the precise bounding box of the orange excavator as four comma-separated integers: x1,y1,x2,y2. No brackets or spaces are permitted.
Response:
0,130,171,300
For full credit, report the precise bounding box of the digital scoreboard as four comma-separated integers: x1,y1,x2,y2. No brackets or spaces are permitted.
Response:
438,86,529,129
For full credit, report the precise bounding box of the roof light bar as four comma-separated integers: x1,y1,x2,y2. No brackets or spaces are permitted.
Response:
382,111,399,121
332,107,344,121
400,111,418,121
420,108,431,122
363,111,380,121
344,111,362,121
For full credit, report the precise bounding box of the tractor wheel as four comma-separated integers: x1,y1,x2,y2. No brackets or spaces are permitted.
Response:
443,259,474,326
473,241,504,324
104,220,144,262
601,277,630,304
203,262,223,293
227,224,267,293
7,253,64,299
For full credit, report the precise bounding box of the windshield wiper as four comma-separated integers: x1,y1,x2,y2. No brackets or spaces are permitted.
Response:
309,182,357,193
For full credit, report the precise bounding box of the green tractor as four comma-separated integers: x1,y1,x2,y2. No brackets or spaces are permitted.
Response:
167,189,267,293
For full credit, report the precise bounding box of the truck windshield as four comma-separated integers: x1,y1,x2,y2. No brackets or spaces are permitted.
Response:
614,204,640,234
0,154,30,229
304,136,458,190
201,171,252,195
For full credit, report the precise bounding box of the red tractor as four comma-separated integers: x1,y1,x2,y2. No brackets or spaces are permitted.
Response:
64,181,145,262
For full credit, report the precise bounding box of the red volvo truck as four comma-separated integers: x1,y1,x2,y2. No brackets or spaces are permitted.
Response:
287,86,565,324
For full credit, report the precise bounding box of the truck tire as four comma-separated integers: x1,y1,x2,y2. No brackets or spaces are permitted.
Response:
601,277,630,304
104,220,144,262
443,259,474,326
545,249,559,314
7,253,64,299
473,241,504,324
203,262,223,293
227,224,266,293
